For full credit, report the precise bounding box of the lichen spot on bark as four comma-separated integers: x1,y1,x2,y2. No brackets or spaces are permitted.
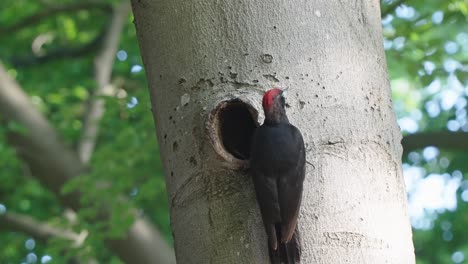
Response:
207,99,258,169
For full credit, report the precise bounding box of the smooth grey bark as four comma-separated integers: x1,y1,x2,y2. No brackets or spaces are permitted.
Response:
132,0,415,263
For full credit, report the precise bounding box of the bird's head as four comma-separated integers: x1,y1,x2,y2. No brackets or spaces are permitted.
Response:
262,88,288,124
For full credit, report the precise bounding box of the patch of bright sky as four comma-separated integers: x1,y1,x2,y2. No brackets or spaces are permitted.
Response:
440,89,460,110
417,69,425,77
116,50,128,61
393,36,405,51
432,11,444,24
452,119,468,133
382,14,393,26
406,167,462,229
456,107,467,119
425,79,441,94
444,41,459,54
462,123,468,133
115,50,144,74
41,255,52,264
403,164,425,192
422,146,439,160
126,96,138,108
398,117,419,133
25,238,35,250
462,188,468,202
452,251,465,264
26,253,37,264
395,4,416,20
423,61,436,75
131,65,143,74
449,74,464,92
423,101,437,121
383,39,393,50
0,203,6,214
443,59,461,73
447,120,460,131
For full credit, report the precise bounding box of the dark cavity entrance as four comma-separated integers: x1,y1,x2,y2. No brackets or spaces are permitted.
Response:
218,99,257,160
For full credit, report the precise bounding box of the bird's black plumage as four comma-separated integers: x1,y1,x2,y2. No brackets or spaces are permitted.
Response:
250,89,306,263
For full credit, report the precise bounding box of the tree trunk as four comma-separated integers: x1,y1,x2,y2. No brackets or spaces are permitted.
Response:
132,0,415,263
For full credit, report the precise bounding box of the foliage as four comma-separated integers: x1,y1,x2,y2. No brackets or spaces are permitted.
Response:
382,0,468,263
0,0,169,262
0,0,466,263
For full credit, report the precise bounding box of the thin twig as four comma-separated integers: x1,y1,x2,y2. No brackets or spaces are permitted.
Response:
10,29,107,67
0,211,86,244
78,1,130,164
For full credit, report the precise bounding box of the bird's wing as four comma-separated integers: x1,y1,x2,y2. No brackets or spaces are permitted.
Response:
278,125,306,243
251,170,281,250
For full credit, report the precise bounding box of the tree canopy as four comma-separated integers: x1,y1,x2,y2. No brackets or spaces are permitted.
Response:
0,0,467,263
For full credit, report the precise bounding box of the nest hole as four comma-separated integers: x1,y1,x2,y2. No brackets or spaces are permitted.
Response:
208,99,258,167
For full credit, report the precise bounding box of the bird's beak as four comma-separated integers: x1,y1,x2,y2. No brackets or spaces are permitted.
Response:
281,87,289,98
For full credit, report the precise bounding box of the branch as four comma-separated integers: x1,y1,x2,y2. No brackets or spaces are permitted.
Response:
1,211,95,264
78,0,128,164
381,0,410,18
0,211,85,244
401,131,468,155
0,2,112,35
0,64,80,199
0,60,175,264
0,12,175,264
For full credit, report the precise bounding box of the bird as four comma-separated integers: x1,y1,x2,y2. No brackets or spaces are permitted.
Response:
250,88,306,263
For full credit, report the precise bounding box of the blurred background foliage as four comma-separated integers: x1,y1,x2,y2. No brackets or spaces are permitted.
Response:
0,0,466,263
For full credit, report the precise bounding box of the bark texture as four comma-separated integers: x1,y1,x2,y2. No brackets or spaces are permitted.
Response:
132,0,415,263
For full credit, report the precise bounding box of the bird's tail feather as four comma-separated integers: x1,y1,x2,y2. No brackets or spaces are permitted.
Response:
269,225,301,264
